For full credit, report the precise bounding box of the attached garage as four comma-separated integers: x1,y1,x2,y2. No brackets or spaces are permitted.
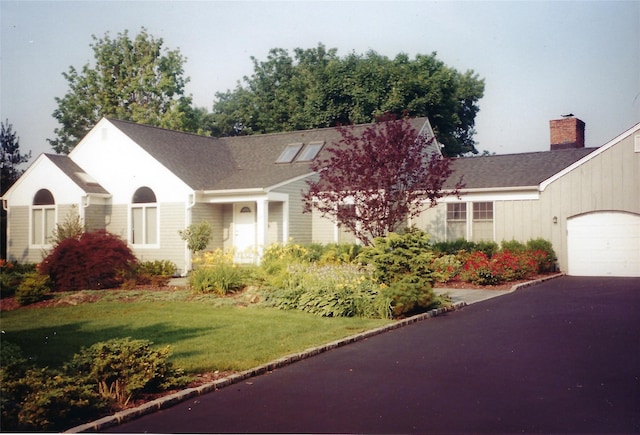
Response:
567,211,640,277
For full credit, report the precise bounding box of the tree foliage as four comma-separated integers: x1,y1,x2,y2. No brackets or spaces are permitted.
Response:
49,28,204,154
210,44,484,156
1,119,31,195
303,115,463,245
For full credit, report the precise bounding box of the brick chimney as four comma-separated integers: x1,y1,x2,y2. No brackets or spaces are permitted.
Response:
550,116,585,150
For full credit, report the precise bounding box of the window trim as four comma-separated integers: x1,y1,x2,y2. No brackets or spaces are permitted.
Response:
130,187,159,248
30,189,56,248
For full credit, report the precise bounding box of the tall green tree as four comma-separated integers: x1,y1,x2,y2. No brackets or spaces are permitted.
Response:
49,28,201,154
1,119,31,259
1,119,31,195
210,44,485,156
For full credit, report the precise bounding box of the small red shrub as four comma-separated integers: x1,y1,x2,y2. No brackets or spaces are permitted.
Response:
40,230,137,291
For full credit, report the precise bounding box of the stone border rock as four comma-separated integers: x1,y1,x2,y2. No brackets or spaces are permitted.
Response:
66,301,467,433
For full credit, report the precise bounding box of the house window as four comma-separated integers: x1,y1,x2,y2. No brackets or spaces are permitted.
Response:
131,187,158,245
32,189,55,246
472,202,494,241
446,203,466,241
297,141,324,162
276,143,303,163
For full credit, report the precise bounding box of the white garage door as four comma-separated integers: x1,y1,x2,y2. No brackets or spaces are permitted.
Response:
567,211,640,277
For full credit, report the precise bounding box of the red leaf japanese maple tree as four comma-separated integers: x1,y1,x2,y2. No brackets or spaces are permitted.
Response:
303,114,463,245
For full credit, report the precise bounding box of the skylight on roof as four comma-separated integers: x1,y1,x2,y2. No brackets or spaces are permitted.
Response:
296,141,324,162
276,143,303,163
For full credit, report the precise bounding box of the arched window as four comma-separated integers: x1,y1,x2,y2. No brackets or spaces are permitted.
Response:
32,189,55,246
131,187,158,245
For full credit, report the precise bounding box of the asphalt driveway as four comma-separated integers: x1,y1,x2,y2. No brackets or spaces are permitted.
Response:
107,276,640,433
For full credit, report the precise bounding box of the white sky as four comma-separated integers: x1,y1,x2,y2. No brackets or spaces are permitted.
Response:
1,0,639,166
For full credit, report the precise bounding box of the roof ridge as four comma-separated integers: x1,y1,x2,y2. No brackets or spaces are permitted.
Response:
105,117,218,141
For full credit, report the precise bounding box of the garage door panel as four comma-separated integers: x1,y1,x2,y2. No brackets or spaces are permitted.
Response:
567,212,640,277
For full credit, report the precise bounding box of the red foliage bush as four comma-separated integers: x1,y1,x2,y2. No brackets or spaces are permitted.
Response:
490,250,537,282
40,230,137,291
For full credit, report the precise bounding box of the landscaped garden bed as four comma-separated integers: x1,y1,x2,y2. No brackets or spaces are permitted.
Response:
0,228,558,431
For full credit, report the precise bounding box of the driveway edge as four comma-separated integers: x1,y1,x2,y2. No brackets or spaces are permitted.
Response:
65,301,467,433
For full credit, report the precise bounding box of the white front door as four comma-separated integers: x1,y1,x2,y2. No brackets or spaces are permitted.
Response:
234,202,256,262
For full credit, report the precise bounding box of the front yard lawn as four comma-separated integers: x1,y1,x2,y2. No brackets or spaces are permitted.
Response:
0,289,391,374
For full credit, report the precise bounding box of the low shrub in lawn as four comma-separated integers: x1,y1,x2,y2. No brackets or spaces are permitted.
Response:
1,338,188,432
191,249,249,295
0,260,37,297
39,230,137,291
0,342,106,432
67,338,189,408
15,272,51,305
127,260,178,287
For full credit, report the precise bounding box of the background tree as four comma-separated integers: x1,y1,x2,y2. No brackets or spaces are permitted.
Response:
1,119,31,195
303,114,464,245
49,28,202,154
210,44,484,156
1,119,31,259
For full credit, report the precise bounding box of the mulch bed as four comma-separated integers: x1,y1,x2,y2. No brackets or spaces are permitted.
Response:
434,273,559,291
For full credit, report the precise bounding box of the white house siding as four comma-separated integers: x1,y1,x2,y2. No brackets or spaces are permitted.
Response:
84,204,108,232
494,200,544,243
272,178,313,244
540,132,640,272
7,206,31,263
267,202,283,245
191,203,226,250
105,204,128,240
311,209,335,244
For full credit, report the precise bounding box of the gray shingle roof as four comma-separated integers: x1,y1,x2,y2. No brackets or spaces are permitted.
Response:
45,154,110,195
446,148,597,190
108,117,429,191
107,118,597,192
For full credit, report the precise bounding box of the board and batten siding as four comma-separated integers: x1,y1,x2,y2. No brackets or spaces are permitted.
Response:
539,132,640,272
273,177,313,244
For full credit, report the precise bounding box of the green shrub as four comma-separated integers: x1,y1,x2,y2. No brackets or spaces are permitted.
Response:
15,272,51,305
500,239,527,253
358,228,434,285
179,221,213,254
66,338,188,408
0,261,37,297
526,238,557,272
431,254,462,283
0,342,106,432
14,367,106,432
136,260,177,277
357,229,436,317
318,243,363,264
474,240,499,258
266,263,391,319
431,238,477,255
381,274,435,317
431,239,498,258
190,249,247,295
260,242,313,288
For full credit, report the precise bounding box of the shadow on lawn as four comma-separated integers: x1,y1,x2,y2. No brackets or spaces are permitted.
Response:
2,322,217,368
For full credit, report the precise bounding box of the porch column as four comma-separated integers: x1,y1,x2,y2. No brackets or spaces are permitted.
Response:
256,199,269,260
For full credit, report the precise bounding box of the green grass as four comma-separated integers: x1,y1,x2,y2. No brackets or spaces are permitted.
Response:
0,290,391,373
